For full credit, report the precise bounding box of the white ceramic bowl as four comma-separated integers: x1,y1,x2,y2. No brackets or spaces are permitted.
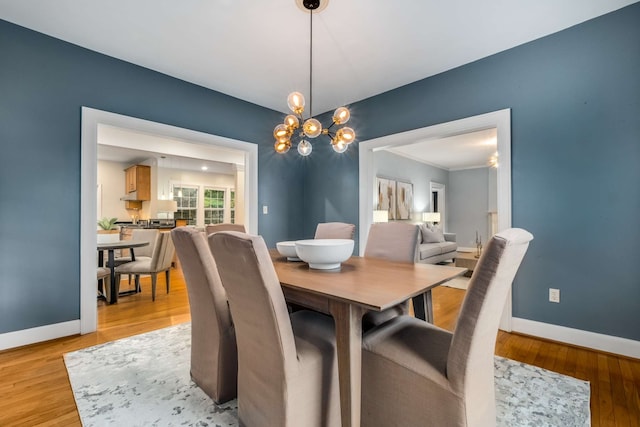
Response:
294,239,355,270
276,241,301,261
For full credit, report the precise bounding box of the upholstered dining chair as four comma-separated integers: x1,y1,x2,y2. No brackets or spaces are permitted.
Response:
205,223,246,235
97,266,111,300
115,232,175,301
113,228,159,291
362,221,420,330
361,228,533,427
314,222,356,239
171,227,237,403
209,231,340,427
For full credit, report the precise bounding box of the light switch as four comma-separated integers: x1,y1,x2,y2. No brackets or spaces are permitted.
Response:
262,205,268,215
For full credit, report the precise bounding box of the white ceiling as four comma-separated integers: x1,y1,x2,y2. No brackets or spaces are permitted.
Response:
388,128,497,171
0,0,635,115
97,124,242,174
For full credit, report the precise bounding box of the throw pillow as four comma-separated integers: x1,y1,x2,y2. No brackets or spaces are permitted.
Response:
421,224,445,243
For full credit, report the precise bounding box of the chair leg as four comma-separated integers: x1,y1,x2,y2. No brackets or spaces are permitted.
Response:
165,269,170,294
135,275,141,292
151,273,157,301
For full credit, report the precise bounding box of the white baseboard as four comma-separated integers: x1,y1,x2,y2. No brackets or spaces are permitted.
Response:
0,320,80,351
512,317,640,359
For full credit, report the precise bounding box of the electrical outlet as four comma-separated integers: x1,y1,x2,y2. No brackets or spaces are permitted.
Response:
262,205,268,215
549,288,560,303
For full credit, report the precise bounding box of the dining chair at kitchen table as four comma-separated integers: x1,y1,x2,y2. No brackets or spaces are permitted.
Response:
115,232,175,301
113,228,159,292
171,227,237,403
361,222,420,331
361,228,533,427
97,266,111,300
314,222,356,240
205,223,246,235
209,231,340,427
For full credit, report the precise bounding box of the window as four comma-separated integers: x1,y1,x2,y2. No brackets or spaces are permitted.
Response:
230,190,236,224
204,188,225,224
174,186,198,225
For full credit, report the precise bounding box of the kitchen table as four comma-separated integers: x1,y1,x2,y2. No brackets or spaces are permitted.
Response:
270,250,467,427
98,240,150,304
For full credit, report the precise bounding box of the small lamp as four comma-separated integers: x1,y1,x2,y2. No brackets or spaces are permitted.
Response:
373,210,389,223
156,200,178,217
422,212,441,224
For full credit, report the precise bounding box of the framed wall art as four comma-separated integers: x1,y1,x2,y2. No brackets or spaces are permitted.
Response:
396,180,413,220
375,177,396,220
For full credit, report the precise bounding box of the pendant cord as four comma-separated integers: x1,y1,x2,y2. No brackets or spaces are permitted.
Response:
309,9,313,118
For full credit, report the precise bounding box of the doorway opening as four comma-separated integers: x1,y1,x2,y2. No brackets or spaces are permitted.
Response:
358,109,512,330
81,107,258,334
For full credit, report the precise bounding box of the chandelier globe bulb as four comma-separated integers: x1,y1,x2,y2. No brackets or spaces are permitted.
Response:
335,126,355,144
333,107,350,124
284,114,300,129
274,140,291,154
287,92,305,114
297,140,313,156
303,118,322,138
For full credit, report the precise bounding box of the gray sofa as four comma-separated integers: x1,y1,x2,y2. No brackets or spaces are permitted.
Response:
415,224,457,264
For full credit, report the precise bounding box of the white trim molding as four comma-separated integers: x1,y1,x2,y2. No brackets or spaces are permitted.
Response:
512,317,640,359
0,321,80,351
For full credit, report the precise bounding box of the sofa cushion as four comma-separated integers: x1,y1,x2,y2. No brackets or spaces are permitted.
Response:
440,241,457,253
420,244,444,259
421,224,445,243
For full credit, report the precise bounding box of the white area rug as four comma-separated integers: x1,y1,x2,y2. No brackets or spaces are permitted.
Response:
64,323,590,427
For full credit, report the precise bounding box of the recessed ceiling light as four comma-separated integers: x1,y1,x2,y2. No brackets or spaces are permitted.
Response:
201,166,208,171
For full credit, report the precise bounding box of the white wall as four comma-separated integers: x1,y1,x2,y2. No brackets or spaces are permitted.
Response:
97,160,148,222
373,150,449,223
97,160,237,225
449,167,491,248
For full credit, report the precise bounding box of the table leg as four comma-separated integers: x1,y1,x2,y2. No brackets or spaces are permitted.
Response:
329,300,364,427
412,290,434,323
107,249,117,304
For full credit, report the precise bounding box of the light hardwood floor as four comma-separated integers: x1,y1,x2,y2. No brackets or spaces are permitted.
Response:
0,267,638,426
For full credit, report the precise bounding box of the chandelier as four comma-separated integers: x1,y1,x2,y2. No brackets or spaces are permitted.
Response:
273,0,356,156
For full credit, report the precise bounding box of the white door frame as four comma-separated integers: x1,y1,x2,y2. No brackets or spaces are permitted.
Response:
429,181,446,230
358,109,512,330
80,107,258,334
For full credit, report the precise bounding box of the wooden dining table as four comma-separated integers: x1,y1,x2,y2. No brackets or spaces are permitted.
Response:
270,250,467,427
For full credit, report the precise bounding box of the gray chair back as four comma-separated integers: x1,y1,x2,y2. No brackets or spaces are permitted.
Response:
314,222,356,239
130,228,159,258
362,222,420,330
206,223,246,235
150,232,174,271
364,222,419,263
171,227,237,403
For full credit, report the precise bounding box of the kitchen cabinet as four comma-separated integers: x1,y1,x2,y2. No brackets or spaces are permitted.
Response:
124,165,150,210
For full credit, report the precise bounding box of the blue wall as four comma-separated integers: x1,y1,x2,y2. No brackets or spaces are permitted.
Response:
304,4,640,340
0,19,304,334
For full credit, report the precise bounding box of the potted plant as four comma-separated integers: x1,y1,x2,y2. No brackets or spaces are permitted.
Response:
97,217,120,243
